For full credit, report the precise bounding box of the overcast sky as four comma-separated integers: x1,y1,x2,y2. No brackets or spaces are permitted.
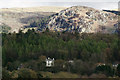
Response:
0,0,119,10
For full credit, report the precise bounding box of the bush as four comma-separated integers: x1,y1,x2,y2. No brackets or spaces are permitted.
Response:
95,65,113,76
71,60,95,75
18,68,38,78
2,68,11,79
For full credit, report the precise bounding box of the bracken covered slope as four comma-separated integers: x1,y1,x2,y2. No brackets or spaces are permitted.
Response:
0,6,66,33
47,6,118,33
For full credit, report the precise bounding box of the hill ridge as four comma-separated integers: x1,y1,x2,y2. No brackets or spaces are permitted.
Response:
46,6,118,33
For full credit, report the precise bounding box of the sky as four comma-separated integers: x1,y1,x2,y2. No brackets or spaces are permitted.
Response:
0,0,119,10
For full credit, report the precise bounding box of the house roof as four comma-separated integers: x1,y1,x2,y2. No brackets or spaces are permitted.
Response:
46,57,54,61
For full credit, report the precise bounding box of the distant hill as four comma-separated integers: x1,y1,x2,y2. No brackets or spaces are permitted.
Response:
103,10,120,15
1,6,119,34
0,6,66,33
1,6,67,13
46,6,118,34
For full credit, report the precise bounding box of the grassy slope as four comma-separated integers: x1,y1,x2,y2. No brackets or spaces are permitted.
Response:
0,6,67,33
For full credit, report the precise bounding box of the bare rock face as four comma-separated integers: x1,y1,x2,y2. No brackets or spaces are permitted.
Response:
47,6,118,33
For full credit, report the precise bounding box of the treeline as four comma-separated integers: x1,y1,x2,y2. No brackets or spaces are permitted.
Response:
2,29,120,78
0,24,11,33
24,16,50,31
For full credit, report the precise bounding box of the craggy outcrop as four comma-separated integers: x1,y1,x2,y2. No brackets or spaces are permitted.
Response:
47,6,118,33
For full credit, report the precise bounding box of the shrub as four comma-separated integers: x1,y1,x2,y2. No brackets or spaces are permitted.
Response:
17,68,37,78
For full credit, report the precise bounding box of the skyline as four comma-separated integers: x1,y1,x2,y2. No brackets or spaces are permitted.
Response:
0,0,119,10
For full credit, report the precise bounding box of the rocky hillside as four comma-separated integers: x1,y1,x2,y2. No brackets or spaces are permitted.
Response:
47,6,118,33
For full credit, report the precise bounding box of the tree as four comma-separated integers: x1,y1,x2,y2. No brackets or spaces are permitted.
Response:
117,64,120,77
45,27,49,32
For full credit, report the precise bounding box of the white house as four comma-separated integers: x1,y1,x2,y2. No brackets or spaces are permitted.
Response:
46,57,54,67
